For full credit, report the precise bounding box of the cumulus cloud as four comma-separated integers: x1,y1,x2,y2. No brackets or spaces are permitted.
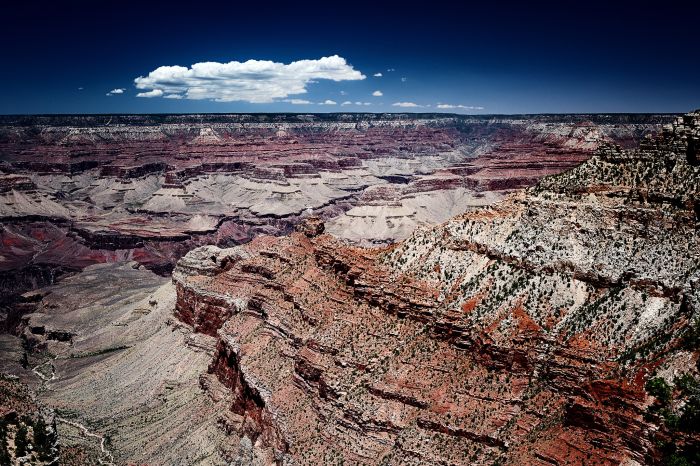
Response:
373,72,383,77
436,103,485,110
133,55,365,103
319,99,337,105
355,101,372,106
136,89,164,98
372,90,383,97
392,102,422,108
341,101,352,106
284,99,312,104
106,88,125,96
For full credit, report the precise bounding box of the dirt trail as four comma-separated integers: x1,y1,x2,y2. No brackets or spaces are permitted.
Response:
56,417,115,466
32,358,115,465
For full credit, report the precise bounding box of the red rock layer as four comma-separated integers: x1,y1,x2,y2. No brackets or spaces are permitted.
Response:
172,112,700,465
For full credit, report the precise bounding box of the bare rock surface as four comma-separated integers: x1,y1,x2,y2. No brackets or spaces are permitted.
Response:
13,263,235,465
0,112,692,465
0,113,670,305
171,112,700,464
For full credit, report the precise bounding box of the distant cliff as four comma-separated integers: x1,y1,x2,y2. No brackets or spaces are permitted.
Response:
0,113,671,335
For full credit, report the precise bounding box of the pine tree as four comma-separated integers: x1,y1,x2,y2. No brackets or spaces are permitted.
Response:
15,423,29,458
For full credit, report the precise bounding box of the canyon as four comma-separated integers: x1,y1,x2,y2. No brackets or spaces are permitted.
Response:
0,113,668,317
166,112,700,464
2,111,698,465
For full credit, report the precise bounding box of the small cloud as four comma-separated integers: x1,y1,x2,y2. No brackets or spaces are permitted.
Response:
387,68,395,72
164,94,183,99
401,77,407,82
106,88,125,96
392,102,422,108
285,99,312,104
372,90,383,97
340,90,347,95
436,103,485,110
373,72,383,77
78,87,84,91
354,102,372,106
341,101,352,106
136,89,164,98
319,99,337,105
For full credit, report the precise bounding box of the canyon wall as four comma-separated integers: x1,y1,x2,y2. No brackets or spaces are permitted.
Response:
171,112,699,464
0,113,671,316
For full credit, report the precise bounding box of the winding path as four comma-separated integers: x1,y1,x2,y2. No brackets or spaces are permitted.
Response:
32,358,115,465
56,417,115,466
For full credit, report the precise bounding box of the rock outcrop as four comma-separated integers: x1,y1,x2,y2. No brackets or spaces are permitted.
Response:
172,111,700,464
0,113,670,312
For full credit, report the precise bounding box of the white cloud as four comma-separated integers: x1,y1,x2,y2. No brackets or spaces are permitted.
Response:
78,87,84,91
341,101,352,106
372,90,383,97
285,99,312,104
373,72,383,77
401,77,407,82
319,99,337,105
133,55,365,103
136,89,164,98
392,102,422,108
163,94,183,99
436,103,485,110
340,90,347,95
106,88,125,96
387,68,395,72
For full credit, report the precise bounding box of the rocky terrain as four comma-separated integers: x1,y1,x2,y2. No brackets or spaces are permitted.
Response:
0,113,670,323
0,111,693,465
167,112,699,464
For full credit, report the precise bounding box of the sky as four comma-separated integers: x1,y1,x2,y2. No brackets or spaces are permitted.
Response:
1,0,698,114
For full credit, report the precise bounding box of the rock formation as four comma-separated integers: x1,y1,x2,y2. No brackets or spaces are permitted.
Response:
8,263,233,464
0,112,694,465
0,113,670,317
171,112,700,464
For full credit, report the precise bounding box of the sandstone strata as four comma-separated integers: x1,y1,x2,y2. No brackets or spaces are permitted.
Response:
0,113,669,310
172,112,700,464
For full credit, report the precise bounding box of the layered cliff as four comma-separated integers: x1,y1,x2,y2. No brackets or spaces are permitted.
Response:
172,111,699,464
0,113,669,310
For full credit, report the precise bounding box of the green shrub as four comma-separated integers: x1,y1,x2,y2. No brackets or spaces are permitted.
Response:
646,377,672,404
679,395,700,433
675,373,699,396
15,424,28,457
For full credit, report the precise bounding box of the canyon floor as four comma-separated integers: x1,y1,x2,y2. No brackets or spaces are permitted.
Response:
1,112,698,465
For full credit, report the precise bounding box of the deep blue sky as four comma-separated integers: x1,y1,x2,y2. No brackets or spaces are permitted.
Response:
1,0,698,114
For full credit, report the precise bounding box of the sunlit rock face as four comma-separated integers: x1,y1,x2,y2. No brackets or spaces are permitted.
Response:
0,113,669,310
171,112,699,465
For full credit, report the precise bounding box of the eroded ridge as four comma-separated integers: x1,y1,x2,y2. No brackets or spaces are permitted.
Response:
173,112,700,464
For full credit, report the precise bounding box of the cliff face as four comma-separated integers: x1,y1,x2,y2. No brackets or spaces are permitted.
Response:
0,113,669,313
173,112,699,464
